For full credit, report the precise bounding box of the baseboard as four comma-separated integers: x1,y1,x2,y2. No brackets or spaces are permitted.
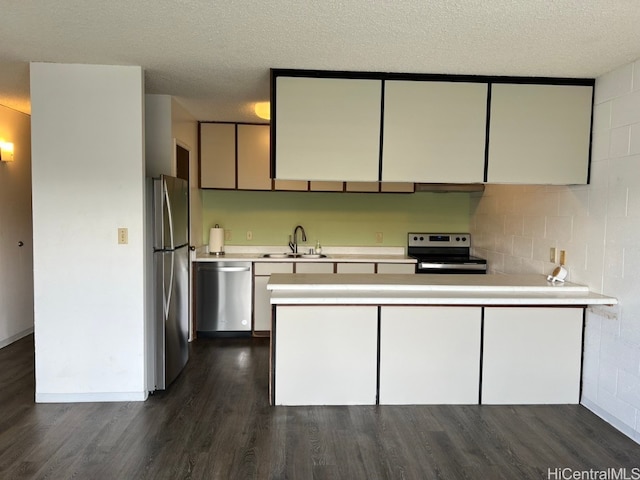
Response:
36,390,149,403
0,327,34,350
581,398,640,444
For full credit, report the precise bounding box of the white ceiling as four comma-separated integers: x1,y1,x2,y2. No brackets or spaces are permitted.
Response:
2,0,640,122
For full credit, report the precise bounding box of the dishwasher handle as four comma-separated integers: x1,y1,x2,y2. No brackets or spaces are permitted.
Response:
206,266,251,273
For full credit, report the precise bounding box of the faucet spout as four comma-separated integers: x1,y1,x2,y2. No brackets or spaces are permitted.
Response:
292,225,307,253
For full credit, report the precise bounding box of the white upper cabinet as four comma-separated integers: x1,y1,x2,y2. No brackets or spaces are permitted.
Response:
487,83,593,184
382,81,488,183
237,124,271,190
200,123,236,189
274,76,382,182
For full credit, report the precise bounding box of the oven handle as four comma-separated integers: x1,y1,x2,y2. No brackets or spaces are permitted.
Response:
419,262,487,270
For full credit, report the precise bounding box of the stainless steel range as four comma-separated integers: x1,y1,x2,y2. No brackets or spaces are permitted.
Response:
408,233,487,274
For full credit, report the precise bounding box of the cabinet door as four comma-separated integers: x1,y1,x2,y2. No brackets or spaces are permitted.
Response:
274,76,382,182
346,182,379,192
309,181,343,192
380,182,414,193
237,124,271,190
200,123,236,188
274,306,378,405
336,263,375,273
382,81,487,183
482,307,583,404
376,263,415,274
379,307,482,404
253,276,271,332
274,179,308,191
295,262,334,274
487,83,593,184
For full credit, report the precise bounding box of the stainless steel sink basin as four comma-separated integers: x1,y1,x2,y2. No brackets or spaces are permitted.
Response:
261,253,328,259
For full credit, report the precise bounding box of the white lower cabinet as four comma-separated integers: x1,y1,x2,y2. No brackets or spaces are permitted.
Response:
295,262,334,273
274,306,378,405
481,307,583,404
253,262,294,333
376,263,415,274
379,306,482,404
336,262,375,273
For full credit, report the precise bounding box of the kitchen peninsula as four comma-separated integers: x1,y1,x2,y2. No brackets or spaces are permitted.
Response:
267,274,617,407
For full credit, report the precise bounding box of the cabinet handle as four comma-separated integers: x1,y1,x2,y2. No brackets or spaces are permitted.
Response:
18,241,24,247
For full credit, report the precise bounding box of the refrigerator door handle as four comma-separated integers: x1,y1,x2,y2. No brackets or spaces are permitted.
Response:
163,178,175,250
164,251,175,320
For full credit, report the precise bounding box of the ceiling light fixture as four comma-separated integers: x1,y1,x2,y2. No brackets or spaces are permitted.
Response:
0,142,14,162
254,102,270,121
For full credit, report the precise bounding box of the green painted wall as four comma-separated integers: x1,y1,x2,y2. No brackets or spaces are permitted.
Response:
201,190,471,247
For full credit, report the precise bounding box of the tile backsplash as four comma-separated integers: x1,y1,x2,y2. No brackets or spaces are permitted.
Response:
470,60,640,443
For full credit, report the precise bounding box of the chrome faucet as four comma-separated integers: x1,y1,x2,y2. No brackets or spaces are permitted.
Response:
289,225,307,253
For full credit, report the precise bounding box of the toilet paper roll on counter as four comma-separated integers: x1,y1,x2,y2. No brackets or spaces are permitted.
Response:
208,226,225,255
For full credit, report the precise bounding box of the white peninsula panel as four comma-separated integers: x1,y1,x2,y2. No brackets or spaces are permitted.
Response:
379,306,482,404
274,306,378,405
482,307,583,404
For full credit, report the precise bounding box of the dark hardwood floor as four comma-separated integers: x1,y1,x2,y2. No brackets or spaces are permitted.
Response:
0,335,638,479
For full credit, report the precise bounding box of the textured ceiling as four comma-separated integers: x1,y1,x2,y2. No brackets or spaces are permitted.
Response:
2,0,640,122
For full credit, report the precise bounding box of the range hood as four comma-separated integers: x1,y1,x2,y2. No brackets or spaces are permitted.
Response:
414,183,485,193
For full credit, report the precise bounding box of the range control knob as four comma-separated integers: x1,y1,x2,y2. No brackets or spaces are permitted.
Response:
456,237,460,241
413,236,418,241
419,236,424,241
462,237,467,241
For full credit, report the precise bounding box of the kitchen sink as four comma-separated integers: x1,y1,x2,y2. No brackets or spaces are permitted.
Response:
261,253,328,259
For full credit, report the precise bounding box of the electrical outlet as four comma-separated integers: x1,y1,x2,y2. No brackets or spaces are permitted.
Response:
550,247,557,263
118,228,128,245
246,231,253,241
375,232,383,243
559,250,566,266
225,230,232,241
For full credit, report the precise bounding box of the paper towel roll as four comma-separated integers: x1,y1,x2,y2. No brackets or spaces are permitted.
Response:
208,227,225,255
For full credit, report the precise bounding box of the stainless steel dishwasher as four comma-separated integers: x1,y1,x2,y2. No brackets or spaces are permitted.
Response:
196,261,252,337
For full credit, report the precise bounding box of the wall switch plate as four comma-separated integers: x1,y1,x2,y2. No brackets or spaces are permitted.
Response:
559,250,566,265
225,230,232,241
375,232,383,243
550,247,557,263
246,231,253,241
118,228,128,245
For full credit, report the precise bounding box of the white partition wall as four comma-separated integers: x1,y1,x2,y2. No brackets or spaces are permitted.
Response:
31,63,147,402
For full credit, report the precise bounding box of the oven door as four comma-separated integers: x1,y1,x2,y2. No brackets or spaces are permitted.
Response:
416,261,487,274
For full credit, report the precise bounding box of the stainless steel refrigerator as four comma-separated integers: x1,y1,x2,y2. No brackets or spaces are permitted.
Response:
152,175,189,390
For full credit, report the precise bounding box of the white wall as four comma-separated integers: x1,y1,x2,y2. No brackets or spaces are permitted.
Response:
144,95,173,178
0,104,33,348
30,63,147,402
171,97,202,246
144,95,200,245
470,59,640,443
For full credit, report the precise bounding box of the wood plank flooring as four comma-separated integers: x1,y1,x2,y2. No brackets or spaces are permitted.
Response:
1,335,638,479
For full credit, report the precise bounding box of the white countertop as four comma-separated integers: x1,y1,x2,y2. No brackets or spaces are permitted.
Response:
266,273,617,306
193,245,416,264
